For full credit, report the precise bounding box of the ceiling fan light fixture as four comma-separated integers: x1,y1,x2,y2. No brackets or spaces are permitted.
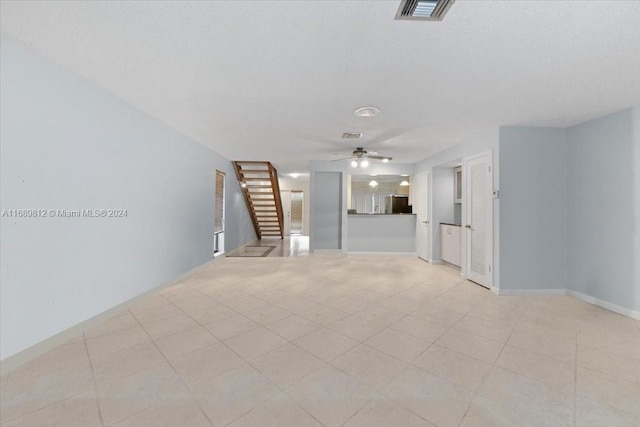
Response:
382,158,390,163
360,159,370,168
350,160,359,168
354,106,381,117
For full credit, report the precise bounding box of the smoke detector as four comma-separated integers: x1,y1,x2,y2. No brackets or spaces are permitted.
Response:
395,0,456,21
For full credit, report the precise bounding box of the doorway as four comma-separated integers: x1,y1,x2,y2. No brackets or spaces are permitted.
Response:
463,151,493,288
290,191,303,235
214,170,225,256
414,171,430,261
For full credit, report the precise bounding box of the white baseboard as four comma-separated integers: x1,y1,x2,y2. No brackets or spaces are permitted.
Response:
497,288,639,320
429,259,444,265
497,288,566,296
0,259,216,375
347,252,417,256
566,289,640,320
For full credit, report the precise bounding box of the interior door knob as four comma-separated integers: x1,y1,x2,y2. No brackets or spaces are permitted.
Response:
465,224,471,229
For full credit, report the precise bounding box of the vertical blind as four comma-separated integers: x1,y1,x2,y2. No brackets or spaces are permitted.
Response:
214,170,225,234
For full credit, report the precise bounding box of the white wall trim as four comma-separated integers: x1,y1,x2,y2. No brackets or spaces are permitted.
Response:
497,288,566,296
347,251,417,256
497,288,640,320
566,289,640,320
429,259,444,264
1,259,217,375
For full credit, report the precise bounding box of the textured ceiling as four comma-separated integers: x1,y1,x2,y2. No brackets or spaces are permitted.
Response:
1,1,639,174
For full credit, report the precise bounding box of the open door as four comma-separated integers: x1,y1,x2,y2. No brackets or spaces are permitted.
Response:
463,152,493,288
280,190,291,236
414,171,430,261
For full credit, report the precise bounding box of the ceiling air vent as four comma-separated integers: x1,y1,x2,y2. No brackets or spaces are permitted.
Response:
395,0,455,21
342,132,363,139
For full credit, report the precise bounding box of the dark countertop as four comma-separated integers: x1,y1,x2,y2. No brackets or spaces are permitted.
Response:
440,222,462,226
348,213,416,216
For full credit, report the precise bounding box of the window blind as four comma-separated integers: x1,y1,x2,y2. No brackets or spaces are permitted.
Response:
214,171,225,234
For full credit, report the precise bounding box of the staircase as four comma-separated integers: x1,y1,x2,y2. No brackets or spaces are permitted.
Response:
233,161,284,239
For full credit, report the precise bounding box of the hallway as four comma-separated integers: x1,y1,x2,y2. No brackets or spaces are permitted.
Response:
226,236,310,258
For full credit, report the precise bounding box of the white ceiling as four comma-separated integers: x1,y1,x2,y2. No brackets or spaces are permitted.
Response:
2,1,639,175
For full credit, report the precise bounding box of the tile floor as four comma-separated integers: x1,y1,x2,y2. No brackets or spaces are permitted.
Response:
2,254,640,426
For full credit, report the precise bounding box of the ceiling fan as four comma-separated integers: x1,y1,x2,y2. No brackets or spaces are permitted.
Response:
332,147,392,168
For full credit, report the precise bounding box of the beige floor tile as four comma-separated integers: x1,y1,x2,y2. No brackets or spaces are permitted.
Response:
96,362,187,426
130,303,184,325
172,295,219,314
576,367,640,416
437,328,504,363
460,395,560,427
170,342,245,386
381,366,473,427
1,393,101,427
244,304,293,325
224,295,270,313
304,289,342,304
112,391,211,427
191,364,278,427
344,396,435,427
139,313,199,340
349,289,389,304
265,314,321,341
578,325,640,361
298,304,348,325
250,344,325,388
376,296,421,314
410,305,465,327
365,328,431,363
294,328,358,361
326,296,370,314
575,394,640,427
390,315,448,343
577,346,640,383
85,325,151,359
204,314,260,340
453,314,515,344
274,296,319,313
327,315,385,342
427,296,476,315
508,323,576,363
1,362,94,423
92,341,166,385
413,345,492,392
331,344,406,390
188,303,239,325
355,305,406,326
153,326,218,360
477,366,574,425
6,341,89,384
496,345,575,393
224,327,288,361
285,365,374,427
84,312,139,339
228,391,322,427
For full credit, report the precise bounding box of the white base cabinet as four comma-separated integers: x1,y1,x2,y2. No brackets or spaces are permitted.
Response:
441,224,461,267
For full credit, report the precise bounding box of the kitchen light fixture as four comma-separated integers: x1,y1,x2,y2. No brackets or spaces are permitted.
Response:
369,180,379,187
400,180,410,186
354,106,380,117
289,173,300,178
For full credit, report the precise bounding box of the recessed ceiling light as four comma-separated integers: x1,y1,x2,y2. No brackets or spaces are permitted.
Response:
354,107,380,117
401,174,409,177
289,173,300,178
369,180,379,187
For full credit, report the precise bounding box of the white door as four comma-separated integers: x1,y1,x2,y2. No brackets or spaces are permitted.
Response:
464,152,493,287
280,190,292,236
414,172,430,261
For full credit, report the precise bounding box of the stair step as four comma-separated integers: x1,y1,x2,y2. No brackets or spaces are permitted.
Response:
243,178,272,181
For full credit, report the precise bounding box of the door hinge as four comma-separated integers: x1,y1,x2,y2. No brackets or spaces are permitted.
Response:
488,165,491,173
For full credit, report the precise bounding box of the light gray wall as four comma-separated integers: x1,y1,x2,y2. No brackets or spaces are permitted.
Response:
0,38,254,360
499,127,568,291
567,108,637,311
311,172,342,250
431,167,456,261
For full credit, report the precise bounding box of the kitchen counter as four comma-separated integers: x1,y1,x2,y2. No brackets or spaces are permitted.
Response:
349,213,416,216
440,222,461,227
347,214,416,253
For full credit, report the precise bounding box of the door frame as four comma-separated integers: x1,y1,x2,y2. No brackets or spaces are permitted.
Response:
280,190,292,236
461,150,494,289
414,171,431,262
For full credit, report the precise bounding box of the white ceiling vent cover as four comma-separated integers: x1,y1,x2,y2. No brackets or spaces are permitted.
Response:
395,0,456,21
342,132,363,139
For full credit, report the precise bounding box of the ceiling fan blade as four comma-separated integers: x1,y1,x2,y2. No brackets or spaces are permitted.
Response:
331,156,355,162
367,155,393,161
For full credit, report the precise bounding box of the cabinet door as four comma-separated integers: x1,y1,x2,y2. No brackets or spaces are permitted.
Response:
450,226,461,266
440,225,450,263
